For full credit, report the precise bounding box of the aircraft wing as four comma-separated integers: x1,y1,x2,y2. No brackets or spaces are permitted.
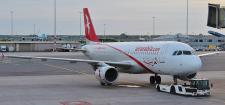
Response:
198,52,221,57
2,54,132,68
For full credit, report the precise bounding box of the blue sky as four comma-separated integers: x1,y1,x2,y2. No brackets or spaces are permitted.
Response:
0,0,224,35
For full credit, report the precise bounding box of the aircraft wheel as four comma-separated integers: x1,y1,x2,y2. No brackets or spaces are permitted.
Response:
150,76,155,84
155,76,161,84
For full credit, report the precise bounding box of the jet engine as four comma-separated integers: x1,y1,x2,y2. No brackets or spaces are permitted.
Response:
95,65,119,85
178,73,197,81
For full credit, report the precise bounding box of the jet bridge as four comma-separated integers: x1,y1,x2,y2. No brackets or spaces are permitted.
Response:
207,3,225,29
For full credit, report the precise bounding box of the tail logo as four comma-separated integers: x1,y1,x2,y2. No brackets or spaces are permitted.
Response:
85,15,90,35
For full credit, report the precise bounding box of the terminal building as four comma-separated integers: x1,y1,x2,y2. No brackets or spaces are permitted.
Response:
153,33,225,51
0,41,79,52
0,33,224,51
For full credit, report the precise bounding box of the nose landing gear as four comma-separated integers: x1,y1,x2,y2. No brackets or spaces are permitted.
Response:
150,74,161,84
173,76,178,85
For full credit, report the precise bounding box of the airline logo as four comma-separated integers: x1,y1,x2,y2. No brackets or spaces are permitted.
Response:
85,15,91,35
135,46,160,53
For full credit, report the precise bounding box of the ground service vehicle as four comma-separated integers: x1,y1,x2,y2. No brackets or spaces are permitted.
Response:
156,79,210,96
0,46,7,52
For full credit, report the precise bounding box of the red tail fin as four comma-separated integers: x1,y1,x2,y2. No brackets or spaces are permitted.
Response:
83,8,99,42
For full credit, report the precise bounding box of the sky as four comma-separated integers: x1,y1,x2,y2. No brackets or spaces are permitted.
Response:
0,0,224,35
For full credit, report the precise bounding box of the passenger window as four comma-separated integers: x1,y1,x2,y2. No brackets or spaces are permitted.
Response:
183,51,192,55
173,51,178,56
177,51,182,55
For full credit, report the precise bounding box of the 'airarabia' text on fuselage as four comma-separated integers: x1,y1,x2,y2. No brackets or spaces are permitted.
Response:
135,46,160,53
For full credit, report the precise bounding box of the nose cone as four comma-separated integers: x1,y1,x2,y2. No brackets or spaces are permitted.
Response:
189,56,202,72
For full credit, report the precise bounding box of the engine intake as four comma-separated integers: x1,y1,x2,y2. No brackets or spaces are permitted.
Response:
95,65,118,84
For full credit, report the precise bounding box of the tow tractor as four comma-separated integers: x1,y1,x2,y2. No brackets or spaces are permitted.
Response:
156,79,211,96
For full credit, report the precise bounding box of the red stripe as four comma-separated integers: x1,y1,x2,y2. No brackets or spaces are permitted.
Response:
104,44,154,73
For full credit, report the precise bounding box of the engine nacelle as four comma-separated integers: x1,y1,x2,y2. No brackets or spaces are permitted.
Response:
95,65,118,84
178,73,197,81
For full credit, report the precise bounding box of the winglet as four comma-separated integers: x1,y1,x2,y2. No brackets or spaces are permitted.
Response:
83,8,100,43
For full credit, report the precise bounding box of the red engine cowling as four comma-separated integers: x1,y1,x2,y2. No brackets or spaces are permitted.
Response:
95,65,119,84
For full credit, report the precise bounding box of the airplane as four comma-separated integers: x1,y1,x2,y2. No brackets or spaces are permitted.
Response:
37,33,48,41
29,33,47,41
3,8,219,86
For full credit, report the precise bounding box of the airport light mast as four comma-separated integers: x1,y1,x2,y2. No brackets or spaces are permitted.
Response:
10,11,14,35
152,16,156,35
53,0,57,52
79,12,82,41
33,24,36,35
186,0,189,36
104,24,106,42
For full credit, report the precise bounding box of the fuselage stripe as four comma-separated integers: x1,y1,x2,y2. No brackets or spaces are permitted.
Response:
104,44,154,73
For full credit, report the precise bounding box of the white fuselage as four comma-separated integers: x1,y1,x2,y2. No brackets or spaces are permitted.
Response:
82,41,202,76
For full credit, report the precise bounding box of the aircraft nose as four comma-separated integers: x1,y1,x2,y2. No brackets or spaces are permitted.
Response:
189,56,202,72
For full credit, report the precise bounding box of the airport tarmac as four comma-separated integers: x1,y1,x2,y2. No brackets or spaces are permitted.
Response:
0,52,224,105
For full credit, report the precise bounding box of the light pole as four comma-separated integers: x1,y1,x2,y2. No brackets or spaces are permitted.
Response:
79,12,82,41
186,0,189,36
53,0,57,51
10,11,14,35
104,24,106,41
152,16,156,35
33,24,36,35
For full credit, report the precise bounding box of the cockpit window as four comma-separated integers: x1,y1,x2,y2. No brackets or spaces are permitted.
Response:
173,50,193,56
183,51,192,55
177,51,182,55
173,51,178,55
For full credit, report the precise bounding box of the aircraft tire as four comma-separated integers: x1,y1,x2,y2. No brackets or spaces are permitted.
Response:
150,76,155,84
155,76,161,84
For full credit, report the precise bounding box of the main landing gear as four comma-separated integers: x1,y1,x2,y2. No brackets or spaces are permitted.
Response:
173,76,178,85
150,74,161,84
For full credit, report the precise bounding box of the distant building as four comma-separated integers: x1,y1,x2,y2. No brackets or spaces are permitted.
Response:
1,33,225,51
152,34,225,50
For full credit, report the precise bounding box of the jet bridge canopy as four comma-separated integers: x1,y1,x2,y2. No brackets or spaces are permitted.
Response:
207,3,225,29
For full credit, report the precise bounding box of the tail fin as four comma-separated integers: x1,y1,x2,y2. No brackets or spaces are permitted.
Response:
83,8,100,43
